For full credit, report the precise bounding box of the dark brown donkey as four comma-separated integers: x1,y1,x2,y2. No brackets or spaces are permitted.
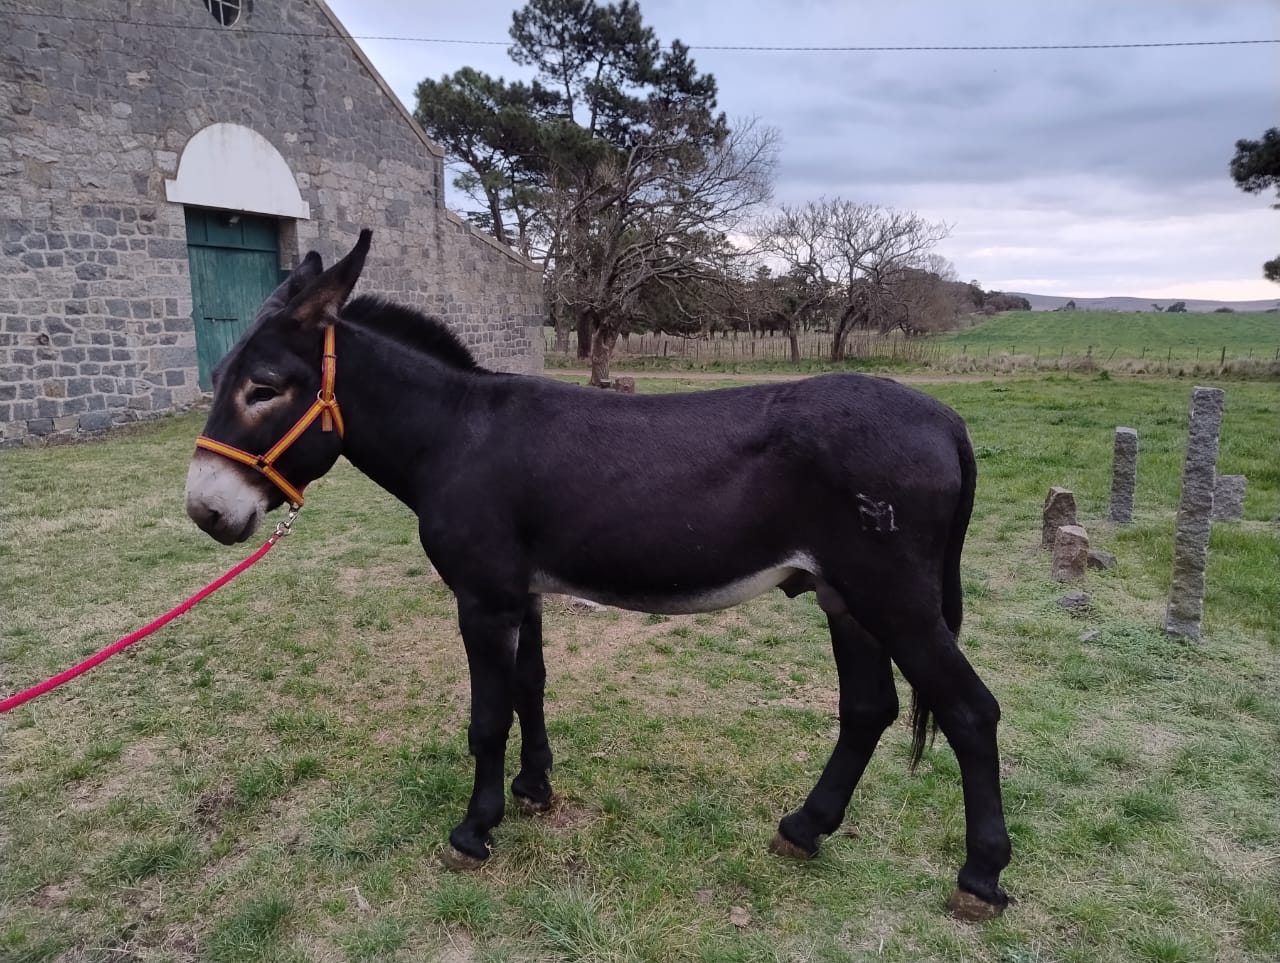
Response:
184,231,1010,920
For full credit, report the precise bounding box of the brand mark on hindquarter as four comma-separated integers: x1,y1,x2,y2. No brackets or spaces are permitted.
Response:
856,494,898,533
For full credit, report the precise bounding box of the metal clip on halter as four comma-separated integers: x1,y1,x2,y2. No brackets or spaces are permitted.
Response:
272,505,301,541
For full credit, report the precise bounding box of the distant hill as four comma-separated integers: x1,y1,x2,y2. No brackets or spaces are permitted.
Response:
1009,293,1280,313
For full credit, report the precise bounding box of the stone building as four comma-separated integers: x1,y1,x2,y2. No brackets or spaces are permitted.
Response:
1,0,545,447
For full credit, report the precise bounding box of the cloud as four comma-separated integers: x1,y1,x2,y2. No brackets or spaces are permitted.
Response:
326,0,1279,299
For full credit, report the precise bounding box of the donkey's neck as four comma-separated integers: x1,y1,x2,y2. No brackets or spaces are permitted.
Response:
333,322,483,510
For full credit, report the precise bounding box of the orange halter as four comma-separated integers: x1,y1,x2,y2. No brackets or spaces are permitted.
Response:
194,326,343,508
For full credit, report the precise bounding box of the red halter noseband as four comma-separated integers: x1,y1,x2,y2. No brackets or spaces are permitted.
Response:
194,326,343,508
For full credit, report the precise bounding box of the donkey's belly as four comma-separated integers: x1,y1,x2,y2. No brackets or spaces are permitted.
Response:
530,555,818,615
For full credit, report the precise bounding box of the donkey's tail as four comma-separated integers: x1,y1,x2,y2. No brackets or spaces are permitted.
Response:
942,426,977,636
909,425,977,771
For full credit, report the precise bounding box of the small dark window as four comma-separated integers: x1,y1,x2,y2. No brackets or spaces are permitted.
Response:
203,0,245,27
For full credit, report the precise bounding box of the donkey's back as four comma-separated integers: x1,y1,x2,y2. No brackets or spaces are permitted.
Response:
481,372,974,623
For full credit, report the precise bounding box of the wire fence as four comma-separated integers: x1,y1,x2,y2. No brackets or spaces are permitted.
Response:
543,330,1280,367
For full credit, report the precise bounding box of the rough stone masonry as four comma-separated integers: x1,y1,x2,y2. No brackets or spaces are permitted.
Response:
1109,427,1138,523
1165,386,1225,640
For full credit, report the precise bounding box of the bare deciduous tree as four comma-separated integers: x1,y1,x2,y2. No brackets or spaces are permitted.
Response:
548,113,778,384
757,199,951,360
755,207,837,363
888,255,966,335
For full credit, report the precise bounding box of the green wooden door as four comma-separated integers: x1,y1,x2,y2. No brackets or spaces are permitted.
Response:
185,209,282,390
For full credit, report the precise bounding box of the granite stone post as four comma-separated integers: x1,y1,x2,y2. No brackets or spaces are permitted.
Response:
1166,387,1225,640
1052,525,1089,581
1212,475,1246,521
1042,487,1078,549
1109,427,1138,523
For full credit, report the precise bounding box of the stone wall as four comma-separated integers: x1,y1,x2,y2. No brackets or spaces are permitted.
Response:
0,0,543,447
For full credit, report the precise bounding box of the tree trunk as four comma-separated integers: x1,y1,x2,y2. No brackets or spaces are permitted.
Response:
788,330,800,365
831,303,857,362
575,307,591,359
588,322,618,387
486,189,507,248
553,315,570,353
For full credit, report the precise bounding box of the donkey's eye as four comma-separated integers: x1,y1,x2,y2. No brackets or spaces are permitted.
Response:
246,384,280,405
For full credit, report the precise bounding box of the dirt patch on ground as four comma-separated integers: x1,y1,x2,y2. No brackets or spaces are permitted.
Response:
835,908,917,957
542,601,745,679
1076,714,1182,767
307,608,468,731
1201,830,1272,878
335,562,437,593
437,932,475,963
759,678,839,717
158,925,199,963
1135,722,1183,761
69,737,166,812
33,881,74,909
531,796,596,832
193,784,237,831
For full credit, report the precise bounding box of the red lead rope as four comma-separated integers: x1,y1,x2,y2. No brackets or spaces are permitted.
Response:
0,512,297,715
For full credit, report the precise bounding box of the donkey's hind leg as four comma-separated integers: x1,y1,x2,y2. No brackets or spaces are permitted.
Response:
772,609,898,859
879,615,1011,920
511,594,555,813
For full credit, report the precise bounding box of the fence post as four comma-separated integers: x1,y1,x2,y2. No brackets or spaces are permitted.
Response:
1220,345,1226,367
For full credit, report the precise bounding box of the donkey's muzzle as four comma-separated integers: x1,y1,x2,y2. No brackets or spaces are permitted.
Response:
185,452,266,545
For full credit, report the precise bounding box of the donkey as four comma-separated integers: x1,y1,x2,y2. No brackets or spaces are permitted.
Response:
185,231,1010,920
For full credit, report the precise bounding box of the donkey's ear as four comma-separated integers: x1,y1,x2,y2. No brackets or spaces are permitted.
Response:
293,250,325,283
285,230,372,329
255,251,325,320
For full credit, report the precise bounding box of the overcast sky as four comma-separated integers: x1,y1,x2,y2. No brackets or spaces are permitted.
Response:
325,0,1278,300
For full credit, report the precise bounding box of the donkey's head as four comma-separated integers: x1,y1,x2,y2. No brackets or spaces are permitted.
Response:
185,230,371,544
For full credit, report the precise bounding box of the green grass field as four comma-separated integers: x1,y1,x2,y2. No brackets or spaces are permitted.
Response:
2,375,1278,962
545,311,1280,375
938,312,1280,361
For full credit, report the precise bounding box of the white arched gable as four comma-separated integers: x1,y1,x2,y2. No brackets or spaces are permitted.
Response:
165,123,310,219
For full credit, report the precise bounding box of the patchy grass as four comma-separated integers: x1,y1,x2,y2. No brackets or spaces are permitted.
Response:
1,376,1277,962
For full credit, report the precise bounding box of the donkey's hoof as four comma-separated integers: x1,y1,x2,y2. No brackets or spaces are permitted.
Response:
768,832,816,861
513,793,555,817
947,887,1006,922
440,845,487,872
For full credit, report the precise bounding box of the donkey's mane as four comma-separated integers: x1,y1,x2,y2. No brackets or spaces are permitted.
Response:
341,295,481,371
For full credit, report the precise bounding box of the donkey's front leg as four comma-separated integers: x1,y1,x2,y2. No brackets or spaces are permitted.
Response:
511,594,554,812
444,596,522,868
